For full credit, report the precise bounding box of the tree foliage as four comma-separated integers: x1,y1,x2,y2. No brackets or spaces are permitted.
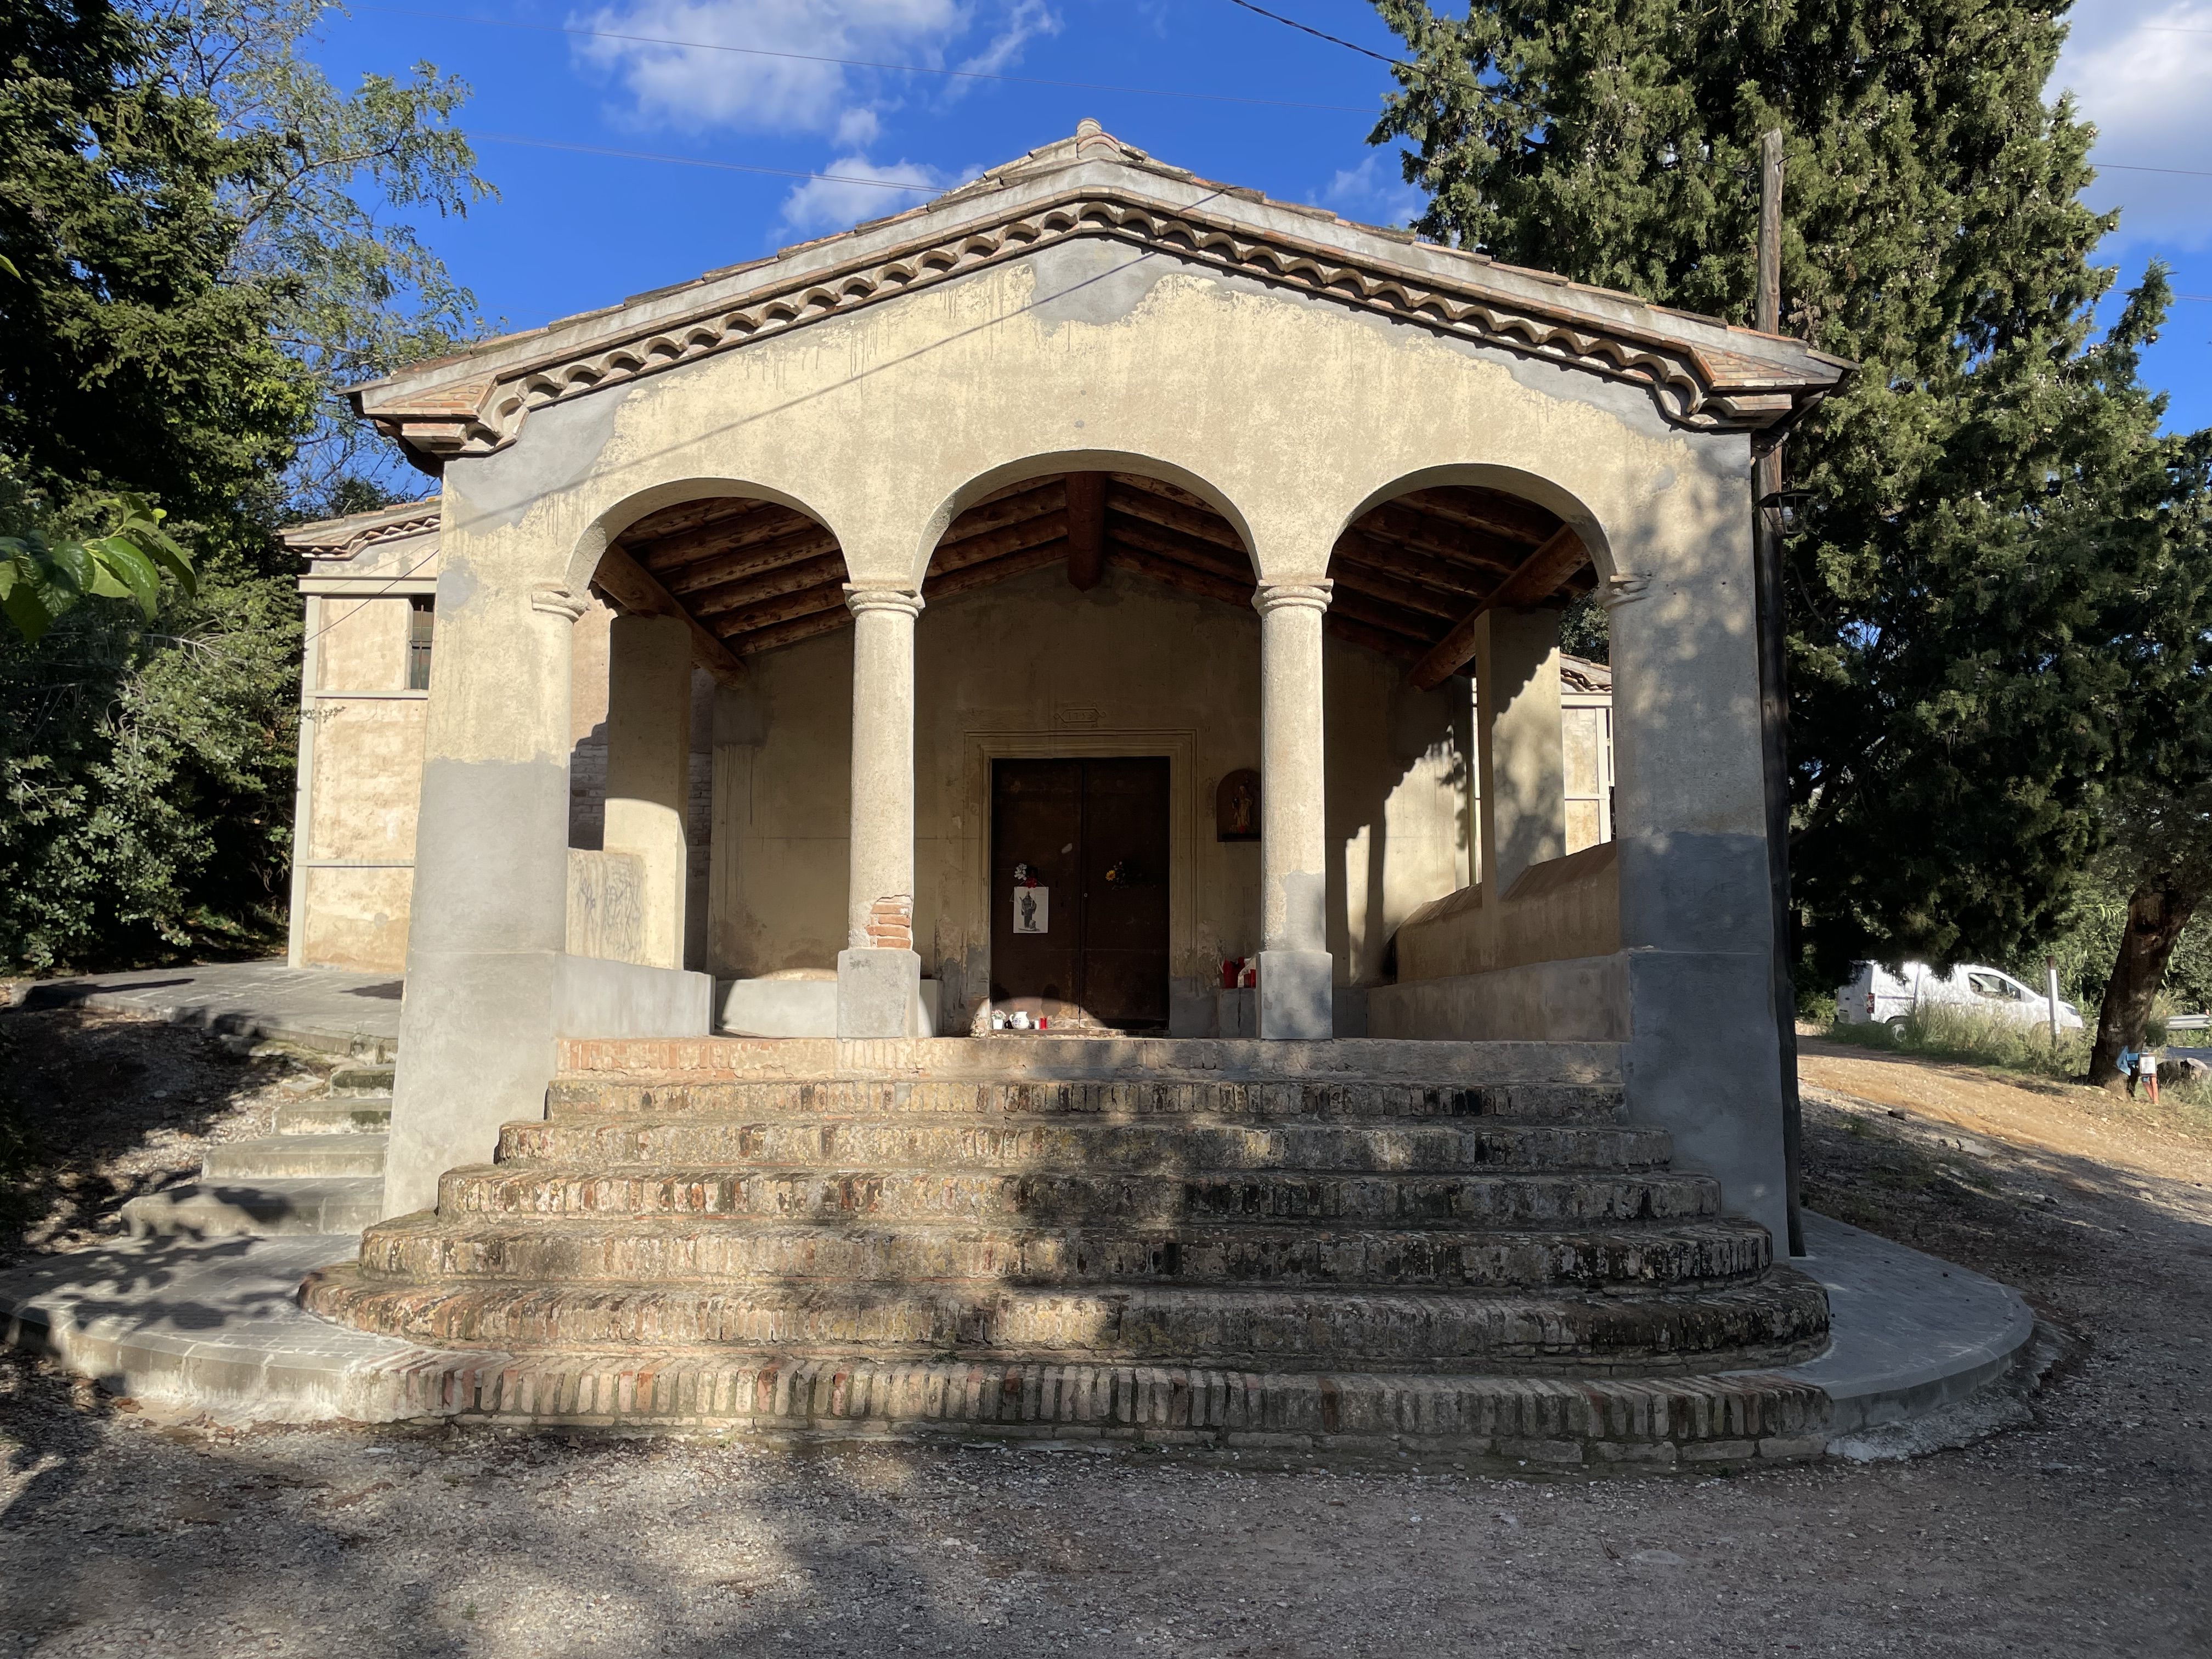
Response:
1368,0,2212,988
0,1,488,969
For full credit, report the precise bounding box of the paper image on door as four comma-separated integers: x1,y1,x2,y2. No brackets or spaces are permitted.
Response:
1012,887,1049,934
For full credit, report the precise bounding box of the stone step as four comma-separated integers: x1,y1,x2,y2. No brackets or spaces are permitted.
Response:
356,1212,1773,1290
302,1262,1829,1372
274,1096,392,1135
308,1344,1831,1457
329,1065,396,1098
547,1077,1626,1125
203,1133,390,1181
497,1119,1671,1175
123,1177,383,1238
434,1163,1725,1227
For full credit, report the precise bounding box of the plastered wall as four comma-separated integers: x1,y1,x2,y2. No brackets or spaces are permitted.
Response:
707,560,1474,1032
300,596,425,973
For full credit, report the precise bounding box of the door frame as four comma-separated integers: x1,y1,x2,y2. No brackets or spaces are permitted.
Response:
962,727,1198,1023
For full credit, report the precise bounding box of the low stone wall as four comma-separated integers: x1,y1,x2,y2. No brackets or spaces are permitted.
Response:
1376,844,1624,1041
1367,953,1628,1042
566,849,646,964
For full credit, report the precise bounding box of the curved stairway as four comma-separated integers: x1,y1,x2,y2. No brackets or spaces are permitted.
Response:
301,1039,1832,1459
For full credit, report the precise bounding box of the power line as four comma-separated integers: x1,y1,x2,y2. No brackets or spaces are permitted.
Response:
1220,0,1400,64
349,4,1378,114
478,134,943,192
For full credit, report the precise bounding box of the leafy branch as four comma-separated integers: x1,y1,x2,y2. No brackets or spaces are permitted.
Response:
0,496,198,645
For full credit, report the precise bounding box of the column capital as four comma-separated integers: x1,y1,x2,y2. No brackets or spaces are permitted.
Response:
1252,579,1333,617
844,585,926,620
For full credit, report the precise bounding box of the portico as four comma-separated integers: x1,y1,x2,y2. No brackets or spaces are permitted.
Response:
346,121,1844,1307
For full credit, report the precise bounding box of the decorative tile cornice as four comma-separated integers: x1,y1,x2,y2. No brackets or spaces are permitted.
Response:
281,501,442,562
357,185,1847,465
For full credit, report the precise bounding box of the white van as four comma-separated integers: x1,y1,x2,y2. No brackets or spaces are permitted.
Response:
1835,961,2083,1032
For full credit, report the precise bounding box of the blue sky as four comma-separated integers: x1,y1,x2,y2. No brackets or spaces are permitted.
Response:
309,0,2212,431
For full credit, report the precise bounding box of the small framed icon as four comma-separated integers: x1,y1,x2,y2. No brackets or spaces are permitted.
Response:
1013,886,1051,934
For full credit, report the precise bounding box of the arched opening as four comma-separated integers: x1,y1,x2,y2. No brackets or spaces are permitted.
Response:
594,493,848,660
912,468,1257,1037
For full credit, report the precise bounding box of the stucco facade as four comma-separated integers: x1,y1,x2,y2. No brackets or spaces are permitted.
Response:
322,122,1846,1244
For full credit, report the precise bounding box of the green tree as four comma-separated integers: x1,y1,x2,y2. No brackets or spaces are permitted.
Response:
1368,0,2209,990
0,1,488,968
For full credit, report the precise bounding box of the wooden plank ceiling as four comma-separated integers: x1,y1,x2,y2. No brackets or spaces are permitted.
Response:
603,473,1593,680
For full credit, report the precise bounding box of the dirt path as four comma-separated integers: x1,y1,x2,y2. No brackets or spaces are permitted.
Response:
0,1012,2207,1658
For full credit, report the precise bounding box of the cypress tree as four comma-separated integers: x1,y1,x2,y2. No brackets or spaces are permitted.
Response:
1369,0,2199,984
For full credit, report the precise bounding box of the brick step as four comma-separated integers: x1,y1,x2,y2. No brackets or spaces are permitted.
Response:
548,1077,1625,1125
556,1037,1622,1090
302,1263,1829,1372
355,1212,1773,1290
274,1097,392,1135
279,1338,1831,1460
202,1133,389,1181
435,1163,1725,1227
329,1065,396,1098
498,1119,1670,1175
124,1177,383,1238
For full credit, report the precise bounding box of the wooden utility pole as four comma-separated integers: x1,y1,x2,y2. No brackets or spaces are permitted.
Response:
1753,128,1805,1257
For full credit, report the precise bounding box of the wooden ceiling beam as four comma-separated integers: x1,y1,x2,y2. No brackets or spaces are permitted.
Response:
928,541,1070,602
1066,473,1105,590
1326,561,1466,622
940,478,1067,542
1328,584,1443,641
704,580,850,638
931,509,1071,576
732,607,857,657
685,551,848,617
1396,487,1561,547
1353,501,1530,572
1106,472,1225,517
1409,527,1590,690
1111,545,1256,609
587,544,748,686
628,504,822,573
1103,482,1249,555
656,523,840,594
1331,528,1494,599
619,494,789,547
1104,514,1254,584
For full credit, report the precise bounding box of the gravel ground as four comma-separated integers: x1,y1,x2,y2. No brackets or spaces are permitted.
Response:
0,1010,2207,1657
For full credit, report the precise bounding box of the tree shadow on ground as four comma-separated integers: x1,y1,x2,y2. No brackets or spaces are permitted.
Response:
0,1007,310,1267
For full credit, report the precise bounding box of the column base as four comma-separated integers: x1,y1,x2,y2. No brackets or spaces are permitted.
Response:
837,948,923,1039
1257,950,1334,1040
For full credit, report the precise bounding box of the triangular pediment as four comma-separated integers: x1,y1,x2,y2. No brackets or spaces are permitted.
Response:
353,124,1848,469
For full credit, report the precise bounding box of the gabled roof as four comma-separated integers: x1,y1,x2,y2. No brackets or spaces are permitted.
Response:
353,122,1850,469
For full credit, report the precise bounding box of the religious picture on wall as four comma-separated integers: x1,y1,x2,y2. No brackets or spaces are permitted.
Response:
1013,887,1050,934
1216,768,1260,842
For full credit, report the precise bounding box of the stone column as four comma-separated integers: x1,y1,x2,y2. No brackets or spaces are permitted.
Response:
382,577,580,1218
1254,580,1334,1039
1472,607,1567,898
837,585,924,1038
1607,514,1791,1246
602,613,692,970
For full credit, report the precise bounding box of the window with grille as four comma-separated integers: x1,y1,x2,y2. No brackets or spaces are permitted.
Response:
407,596,435,691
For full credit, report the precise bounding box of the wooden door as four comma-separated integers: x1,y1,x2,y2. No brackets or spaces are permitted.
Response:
990,757,1170,1029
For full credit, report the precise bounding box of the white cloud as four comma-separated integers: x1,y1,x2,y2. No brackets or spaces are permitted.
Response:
571,0,1057,136
958,0,1060,79
2052,2,2212,248
777,155,954,234
1317,153,1425,228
